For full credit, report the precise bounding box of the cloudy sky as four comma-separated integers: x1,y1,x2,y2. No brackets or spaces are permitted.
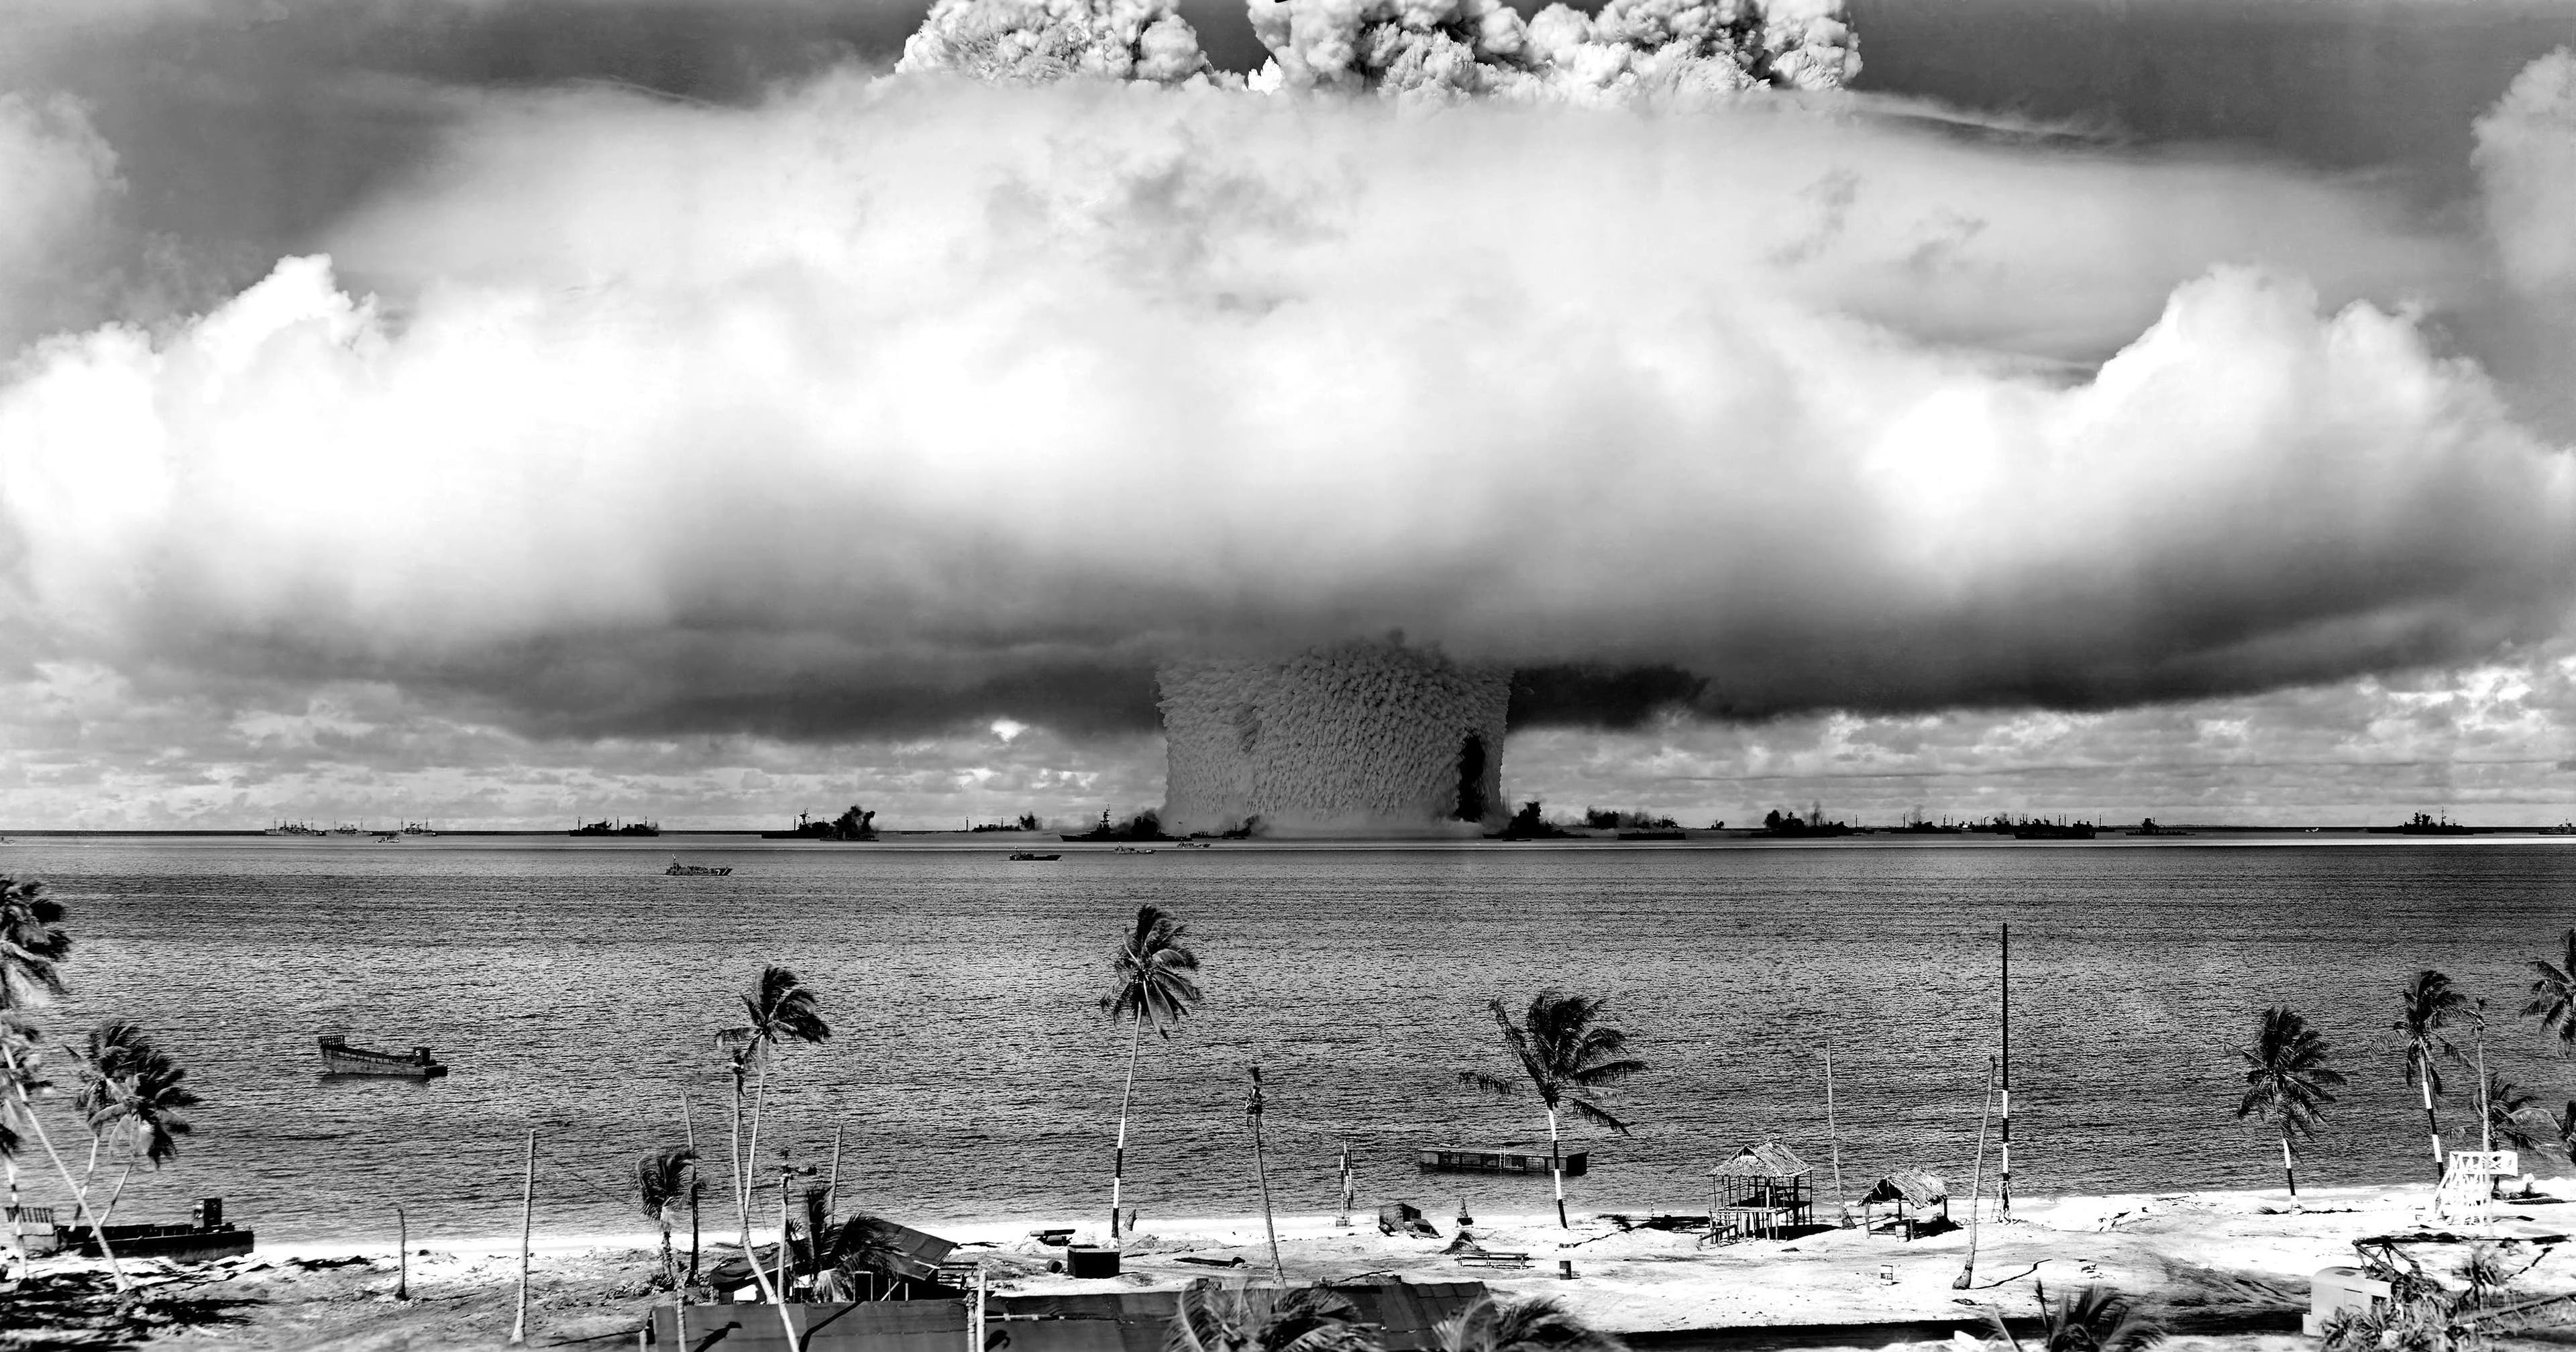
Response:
1,0,2573,830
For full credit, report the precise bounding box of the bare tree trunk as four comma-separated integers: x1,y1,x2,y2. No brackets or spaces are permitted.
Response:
511,1129,533,1346
741,1059,782,1304
1547,1104,1566,1229
3,1053,127,1294
6,1151,23,1278
1112,1013,1143,1241
95,1161,134,1229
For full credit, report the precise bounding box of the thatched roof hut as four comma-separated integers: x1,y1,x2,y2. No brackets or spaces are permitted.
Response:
1859,1170,1947,1210
1713,1141,1811,1181
1709,1142,1813,1239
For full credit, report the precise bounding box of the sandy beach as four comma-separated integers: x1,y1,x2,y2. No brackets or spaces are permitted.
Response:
20,1181,2574,1350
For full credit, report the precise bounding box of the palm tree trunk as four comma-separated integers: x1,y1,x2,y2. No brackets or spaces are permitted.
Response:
96,1161,134,1229
1111,1012,1143,1241
1547,1104,1566,1229
3,1072,127,1294
2279,1131,2298,1199
730,1064,751,1284
741,1059,784,1305
690,1185,702,1284
661,1218,676,1289
2422,1071,2445,1181
6,1152,23,1278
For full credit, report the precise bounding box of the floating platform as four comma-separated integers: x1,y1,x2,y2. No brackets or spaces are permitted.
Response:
1417,1145,1588,1176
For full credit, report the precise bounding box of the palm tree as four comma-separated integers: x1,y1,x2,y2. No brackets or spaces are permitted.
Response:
1098,904,1201,1241
2394,971,2470,1179
0,878,70,1012
1458,990,1646,1228
1168,1279,1381,1352
637,1146,698,1289
713,966,830,1304
2235,1006,2345,1198
0,1017,44,1278
2526,929,2576,1053
74,1021,199,1229
2478,1071,2551,1158
789,1194,914,1300
1984,1283,2165,1352
1435,1294,1627,1352
0,1016,127,1292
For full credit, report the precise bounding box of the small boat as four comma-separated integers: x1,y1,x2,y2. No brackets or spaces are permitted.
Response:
317,1035,447,1078
1173,841,1212,849
1110,845,1155,854
372,831,400,841
1007,851,1061,862
666,862,733,876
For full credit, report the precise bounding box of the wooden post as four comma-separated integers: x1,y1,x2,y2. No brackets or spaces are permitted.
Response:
1824,1033,1846,1226
971,1265,987,1352
511,1129,533,1345
826,1125,845,1218
394,1204,409,1300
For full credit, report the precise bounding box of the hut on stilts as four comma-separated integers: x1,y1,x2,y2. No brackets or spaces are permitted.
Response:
1858,1170,1950,1240
1707,1143,1813,1245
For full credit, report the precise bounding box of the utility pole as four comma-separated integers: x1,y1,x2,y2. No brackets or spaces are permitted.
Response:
1248,1065,1285,1285
1824,1033,1846,1225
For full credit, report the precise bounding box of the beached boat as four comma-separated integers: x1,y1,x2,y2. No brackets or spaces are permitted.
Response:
1417,1144,1589,1176
1007,851,1061,861
666,862,733,876
317,1035,447,1078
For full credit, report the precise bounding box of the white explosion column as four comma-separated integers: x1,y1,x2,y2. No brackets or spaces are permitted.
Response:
1158,641,1510,837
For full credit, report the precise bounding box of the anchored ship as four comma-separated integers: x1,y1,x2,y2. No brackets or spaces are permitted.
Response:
317,1035,447,1078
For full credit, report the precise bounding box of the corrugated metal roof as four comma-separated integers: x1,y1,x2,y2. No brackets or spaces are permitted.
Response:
1711,1142,1810,1178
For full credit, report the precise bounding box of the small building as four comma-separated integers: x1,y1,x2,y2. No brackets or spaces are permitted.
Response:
1858,1169,1949,1239
1417,1145,1589,1177
1710,1142,1813,1242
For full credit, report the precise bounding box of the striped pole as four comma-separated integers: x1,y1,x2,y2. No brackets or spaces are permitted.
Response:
1999,923,2012,1218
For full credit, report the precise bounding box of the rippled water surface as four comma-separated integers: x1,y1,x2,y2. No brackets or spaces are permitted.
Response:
11,837,2576,1243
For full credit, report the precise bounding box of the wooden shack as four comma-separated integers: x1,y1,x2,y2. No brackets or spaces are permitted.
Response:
1709,1142,1813,1243
1417,1145,1588,1177
1858,1169,1949,1239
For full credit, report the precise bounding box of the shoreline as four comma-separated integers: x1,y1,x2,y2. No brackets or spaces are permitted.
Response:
58,1181,2571,1349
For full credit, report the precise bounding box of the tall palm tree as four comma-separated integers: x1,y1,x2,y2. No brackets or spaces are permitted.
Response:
1168,1279,1381,1352
1458,990,1646,1228
713,966,830,1305
75,1021,199,1229
0,878,70,1012
0,1016,127,1292
2394,971,2470,1179
637,1146,698,1289
1098,904,1201,1241
2235,1006,2345,1198
2526,929,2576,1053
1436,1294,1627,1352
1984,1283,2165,1352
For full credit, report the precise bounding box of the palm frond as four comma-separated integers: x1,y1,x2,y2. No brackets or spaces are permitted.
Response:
1458,1071,1523,1099
1562,1095,1631,1137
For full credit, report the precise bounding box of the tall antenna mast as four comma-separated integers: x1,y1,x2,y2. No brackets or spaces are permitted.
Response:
2000,922,2012,1218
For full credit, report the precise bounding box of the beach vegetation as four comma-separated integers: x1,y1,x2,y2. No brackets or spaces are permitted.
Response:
2234,1006,2343,1197
1434,1294,1628,1352
2475,1071,2550,1157
2521,928,2576,1053
635,1145,698,1290
1099,903,1202,1240
1168,1278,1378,1352
71,1020,199,1229
1458,990,1646,1229
786,1194,916,1300
2394,971,2471,1178
714,965,831,1305
0,877,71,1010
1982,1282,2165,1352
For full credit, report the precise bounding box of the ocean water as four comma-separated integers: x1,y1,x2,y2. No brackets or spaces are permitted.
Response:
7,836,2576,1246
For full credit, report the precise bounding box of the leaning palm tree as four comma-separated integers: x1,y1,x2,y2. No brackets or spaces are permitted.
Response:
2394,971,2471,1179
712,966,830,1305
637,1146,698,1289
1436,1294,1627,1352
2526,929,2576,1053
0,1017,44,1278
1458,990,1646,1228
2479,1071,2551,1158
0,878,70,1012
1099,904,1201,1241
75,1021,199,1229
2235,1006,2345,1198
0,1015,127,1292
1169,1279,1381,1352
1984,1282,2165,1352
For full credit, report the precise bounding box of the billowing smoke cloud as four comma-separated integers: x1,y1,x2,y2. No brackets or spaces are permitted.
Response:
899,0,1227,86
1245,0,1856,100
0,54,2569,742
